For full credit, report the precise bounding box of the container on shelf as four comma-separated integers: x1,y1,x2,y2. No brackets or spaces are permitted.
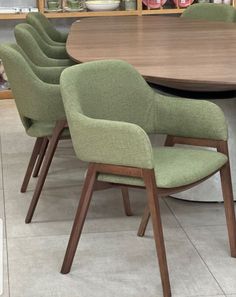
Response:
45,0,63,11
142,0,167,9
85,0,120,11
0,7,20,14
125,0,136,10
63,0,84,11
172,0,194,8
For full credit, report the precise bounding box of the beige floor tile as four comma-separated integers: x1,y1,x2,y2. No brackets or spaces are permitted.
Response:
2,153,37,192
7,228,222,297
185,225,236,295
2,241,9,297
0,102,23,134
5,186,179,238
1,131,34,155
165,196,227,227
2,144,83,192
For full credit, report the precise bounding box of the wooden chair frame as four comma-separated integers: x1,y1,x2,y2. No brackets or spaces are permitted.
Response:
21,120,132,224
60,135,236,297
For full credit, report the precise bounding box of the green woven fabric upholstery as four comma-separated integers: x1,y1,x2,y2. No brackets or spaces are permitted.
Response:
155,95,227,141
10,44,66,84
60,60,228,188
181,3,236,22
26,12,68,45
17,23,69,59
98,147,227,188
14,24,74,67
0,44,68,138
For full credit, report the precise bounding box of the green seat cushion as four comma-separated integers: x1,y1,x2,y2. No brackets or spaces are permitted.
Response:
98,147,227,188
26,121,70,138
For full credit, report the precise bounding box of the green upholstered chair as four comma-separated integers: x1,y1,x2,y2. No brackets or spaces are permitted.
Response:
0,43,69,224
14,24,74,67
181,3,236,22
0,45,131,224
60,60,236,297
26,12,68,46
16,23,69,60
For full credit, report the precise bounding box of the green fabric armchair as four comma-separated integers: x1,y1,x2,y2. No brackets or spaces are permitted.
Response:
26,12,68,46
0,45,131,226
181,3,236,22
14,24,74,67
60,60,236,297
0,44,69,223
16,23,69,60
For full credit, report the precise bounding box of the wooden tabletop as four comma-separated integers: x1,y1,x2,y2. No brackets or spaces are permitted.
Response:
67,16,236,92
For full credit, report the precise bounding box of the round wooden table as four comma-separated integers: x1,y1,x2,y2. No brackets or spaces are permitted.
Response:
67,16,236,92
67,16,236,202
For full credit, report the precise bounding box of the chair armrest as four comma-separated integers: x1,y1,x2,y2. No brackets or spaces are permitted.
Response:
68,113,154,169
14,80,65,122
155,95,228,141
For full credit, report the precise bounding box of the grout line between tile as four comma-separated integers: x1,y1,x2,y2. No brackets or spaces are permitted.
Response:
0,134,11,297
163,197,226,296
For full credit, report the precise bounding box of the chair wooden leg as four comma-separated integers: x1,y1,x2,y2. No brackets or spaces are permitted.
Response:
137,135,175,237
21,137,44,193
143,169,171,297
25,120,67,224
61,163,97,274
137,205,150,237
33,137,49,178
218,142,236,257
121,186,132,216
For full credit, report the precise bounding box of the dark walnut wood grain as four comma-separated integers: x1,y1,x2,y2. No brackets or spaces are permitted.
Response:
67,16,236,92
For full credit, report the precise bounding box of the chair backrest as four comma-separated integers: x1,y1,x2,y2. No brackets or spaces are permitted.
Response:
181,3,236,22
0,44,65,130
9,43,62,84
60,60,156,133
15,23,68,60
14,24,72,67
26,12,67,44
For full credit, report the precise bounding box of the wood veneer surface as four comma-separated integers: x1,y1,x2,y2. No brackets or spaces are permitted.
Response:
67,16,236,91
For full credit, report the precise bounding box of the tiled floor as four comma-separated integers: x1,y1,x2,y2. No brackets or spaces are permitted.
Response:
1,99,236,297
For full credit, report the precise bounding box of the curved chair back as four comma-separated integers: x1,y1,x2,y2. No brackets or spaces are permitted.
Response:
26,12,68,45
9,43,65,84
15,23,68,59
61,60,156,132
181,3,236,22
0,44,65,131
14,24,73,67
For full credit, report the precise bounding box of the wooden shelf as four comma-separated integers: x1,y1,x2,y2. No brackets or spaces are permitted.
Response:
0,0,235,20
0,13,27,20
0,90,13,99
142,8,184,14
44,10,139,18
0,8,185,20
